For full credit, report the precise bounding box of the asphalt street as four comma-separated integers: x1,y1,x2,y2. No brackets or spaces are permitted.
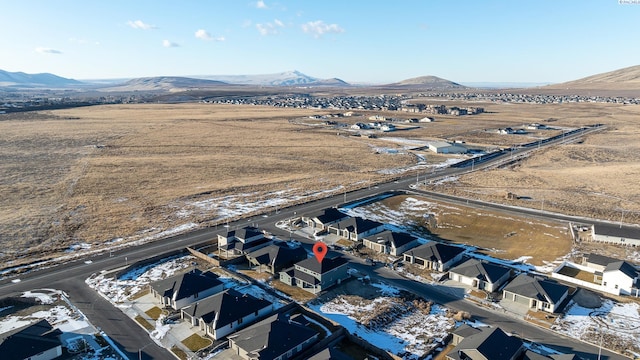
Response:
0,124,630,360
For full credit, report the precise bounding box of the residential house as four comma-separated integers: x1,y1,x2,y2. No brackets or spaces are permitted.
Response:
499,127,515,135
150,268,224,310
327,217,386,242
0,319,63,360
591,224,640,246
581,253,640,295
301,208,350,232
218,226,272,256
447,326,524,360
403,241,465,272
362,230,419,256
246,243,308,274
427,141,468,154
350,123,369,130
419,117,435,122
502,274,569,313
380,124,396,132
279,253,349,294
228,313,319,360
448,258,512,293
181,289,273,340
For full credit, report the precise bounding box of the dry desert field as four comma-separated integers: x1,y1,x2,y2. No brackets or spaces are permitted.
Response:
423,102,640,225
1,101,639,270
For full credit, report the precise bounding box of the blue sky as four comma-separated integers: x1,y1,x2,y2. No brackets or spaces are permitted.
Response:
1,0,638,83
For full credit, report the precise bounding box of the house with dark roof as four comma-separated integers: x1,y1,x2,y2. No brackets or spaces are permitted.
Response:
362,230,420,256
602,260,639,295
246,243,308,274
583,253,639,295
302,208,350,231
181,289,274,340
591,224,640,246
279,252,350,294
446,326,524,360
327,217,386,241
549,253,640,296
449,258,512,293
403,241,465,272
218,226,272,256
150,268,224,310
0,319,63,360
228,313,319,360
502,274,569,313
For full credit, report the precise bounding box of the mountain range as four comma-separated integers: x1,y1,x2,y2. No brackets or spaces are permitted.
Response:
0,69,82,88
2,65,640,92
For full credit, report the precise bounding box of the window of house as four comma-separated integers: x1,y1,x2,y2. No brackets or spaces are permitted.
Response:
615,284,619,289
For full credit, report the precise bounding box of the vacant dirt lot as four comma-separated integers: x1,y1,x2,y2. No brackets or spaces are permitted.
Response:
1,101,638,269
0,104,415,266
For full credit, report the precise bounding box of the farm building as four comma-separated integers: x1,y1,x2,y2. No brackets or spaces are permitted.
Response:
428,141,468,154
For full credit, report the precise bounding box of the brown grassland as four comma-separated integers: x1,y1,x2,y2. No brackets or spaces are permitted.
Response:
1,101,639,269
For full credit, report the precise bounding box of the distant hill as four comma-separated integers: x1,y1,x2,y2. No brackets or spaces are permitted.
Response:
387,75,465,89
195,70,350,87
0,69,82,88
543,65,640,91
101,76,231,92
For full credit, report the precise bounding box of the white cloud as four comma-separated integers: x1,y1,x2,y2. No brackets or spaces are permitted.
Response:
127,20,157,30
256,0,267,9
35,47,62,54
194,29,224,42
301,20,344,38
162,40,179,48
256,19,284,36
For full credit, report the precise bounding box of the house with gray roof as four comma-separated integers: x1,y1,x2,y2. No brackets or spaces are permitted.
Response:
403,241,465,272
218,226,272,256
279,252,349,294
181,289,274,340
302,208,350,231
448,258,512,293
327,217,386,242
0,319,63,360
591,224,640,246
446,326,524,360
502,274,569,313
362,230,420,256
228,313,319,360
246,243,308,274
150,268,224,310
602,260,639,295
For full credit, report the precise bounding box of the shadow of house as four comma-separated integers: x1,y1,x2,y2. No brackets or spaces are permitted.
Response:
228,313,319,360
502,274,569,313
149,268,224,310
180,289,274,340
246,243,308,275
0,319,63,360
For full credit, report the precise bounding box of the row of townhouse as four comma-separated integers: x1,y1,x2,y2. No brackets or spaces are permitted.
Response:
300,207,619,314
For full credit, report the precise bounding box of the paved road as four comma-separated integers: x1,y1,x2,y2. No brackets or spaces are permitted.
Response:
0,123,630,360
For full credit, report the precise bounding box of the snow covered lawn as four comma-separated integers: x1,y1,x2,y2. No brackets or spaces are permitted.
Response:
309,282,454,359
553,299,640,355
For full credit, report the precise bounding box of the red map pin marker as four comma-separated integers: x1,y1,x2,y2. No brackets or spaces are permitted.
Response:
313,242,328,264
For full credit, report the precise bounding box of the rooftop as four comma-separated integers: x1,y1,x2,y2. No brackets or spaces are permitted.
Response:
449,258,511,283
403,241,465,263
503,274,569,304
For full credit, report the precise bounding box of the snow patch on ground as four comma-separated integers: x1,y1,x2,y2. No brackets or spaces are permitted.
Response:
553,299,640,354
